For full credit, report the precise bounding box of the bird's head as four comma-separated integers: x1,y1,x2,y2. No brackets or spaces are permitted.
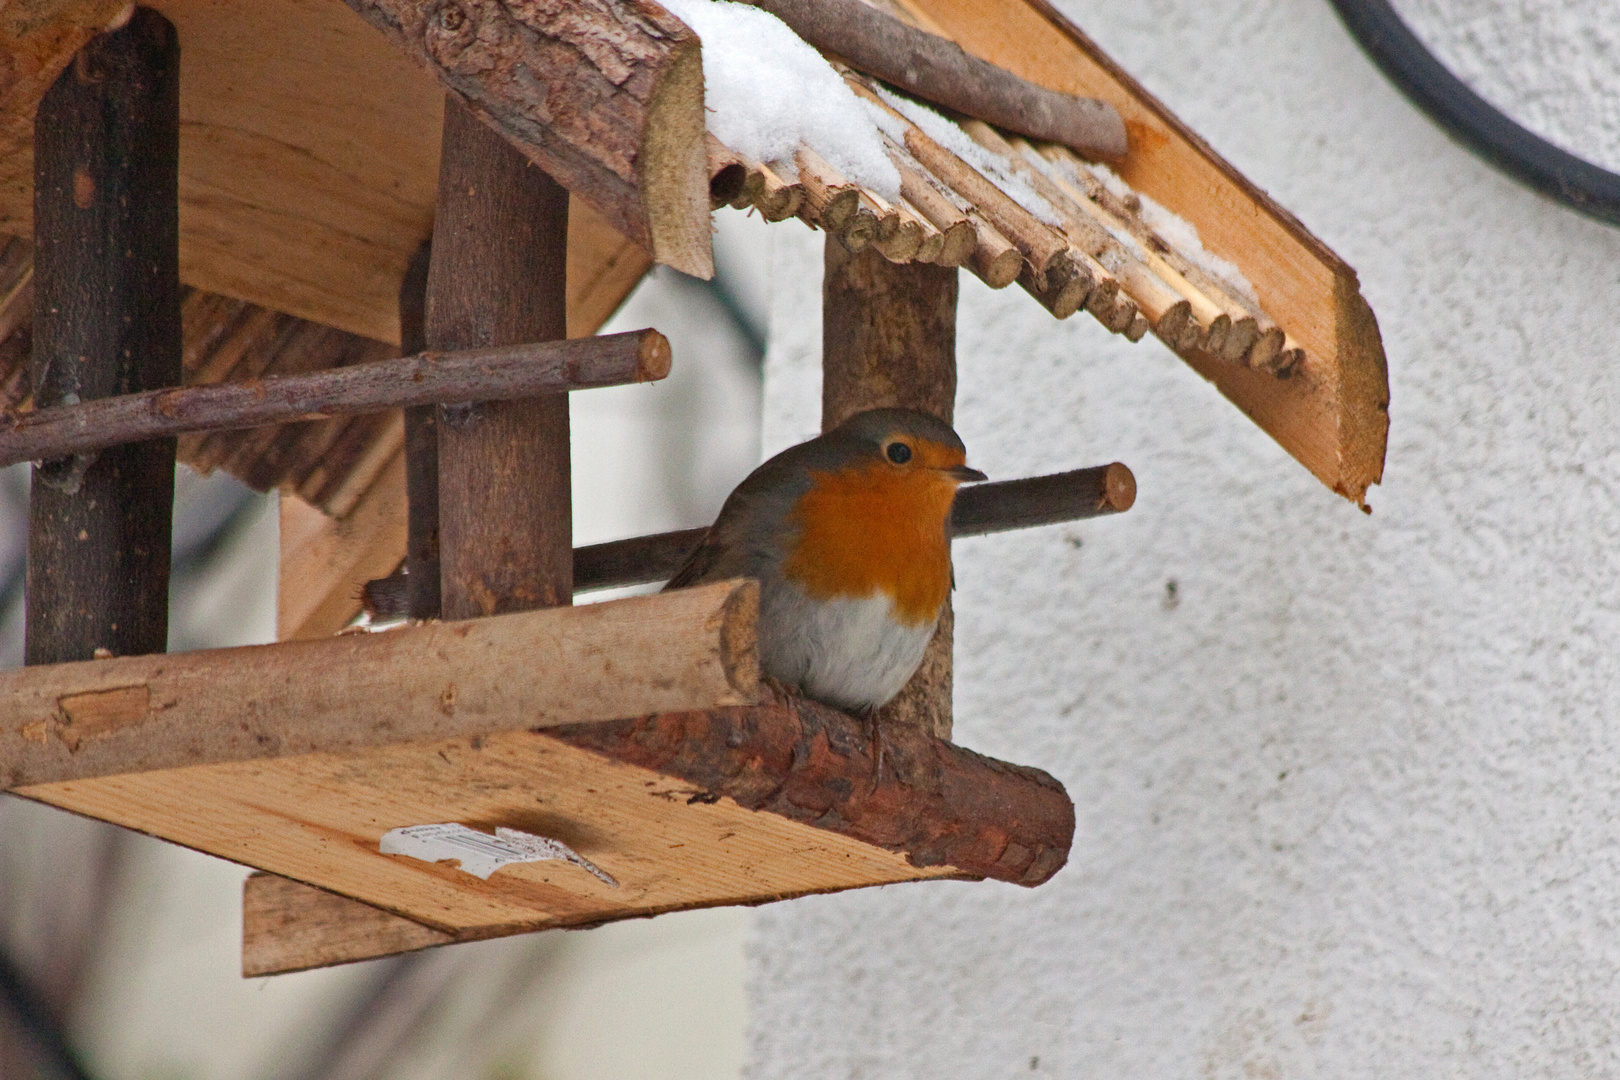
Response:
825,408,987,485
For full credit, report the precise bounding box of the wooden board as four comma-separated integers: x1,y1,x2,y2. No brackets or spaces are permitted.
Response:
243,872,453,976
278,452,409,641
905,0,1389,505
0,0,654,346
21,728,959,943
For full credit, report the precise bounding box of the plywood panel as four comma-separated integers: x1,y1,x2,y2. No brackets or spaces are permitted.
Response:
22,730,956,935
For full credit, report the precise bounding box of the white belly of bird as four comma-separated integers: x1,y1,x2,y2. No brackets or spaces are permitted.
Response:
758,581,938,713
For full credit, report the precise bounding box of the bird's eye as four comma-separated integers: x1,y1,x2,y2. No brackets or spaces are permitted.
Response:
885,442,912,464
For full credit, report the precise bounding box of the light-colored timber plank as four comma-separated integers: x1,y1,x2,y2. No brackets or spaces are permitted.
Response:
0,0,654,346
278,447,408,641
0,580,760,788
242,871,453,977
20,729,958,944
901,0,1389,505
0,0,133,236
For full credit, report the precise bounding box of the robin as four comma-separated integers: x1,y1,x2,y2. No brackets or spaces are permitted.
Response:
666,407,986,713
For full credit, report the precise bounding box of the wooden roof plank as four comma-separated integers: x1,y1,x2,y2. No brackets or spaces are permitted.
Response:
898,0,1390,505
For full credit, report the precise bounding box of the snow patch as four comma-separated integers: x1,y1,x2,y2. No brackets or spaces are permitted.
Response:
663,0,900,201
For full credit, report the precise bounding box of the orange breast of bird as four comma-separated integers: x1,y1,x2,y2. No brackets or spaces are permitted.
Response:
781,458,959,628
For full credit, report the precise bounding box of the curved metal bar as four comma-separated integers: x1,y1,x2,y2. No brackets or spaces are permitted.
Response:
1328,0,1620,227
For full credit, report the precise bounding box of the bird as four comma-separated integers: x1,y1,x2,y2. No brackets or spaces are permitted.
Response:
666,407,986,713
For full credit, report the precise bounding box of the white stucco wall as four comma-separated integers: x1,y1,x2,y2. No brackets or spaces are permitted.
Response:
744,1,1620,1075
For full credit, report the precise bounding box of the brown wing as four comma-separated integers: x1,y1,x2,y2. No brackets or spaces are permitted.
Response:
662,444,819,590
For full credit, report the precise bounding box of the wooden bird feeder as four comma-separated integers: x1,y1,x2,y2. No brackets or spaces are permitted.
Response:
0,0,1386,977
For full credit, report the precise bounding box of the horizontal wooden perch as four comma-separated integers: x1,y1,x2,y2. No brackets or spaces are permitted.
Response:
363,461,1136,617
578,461,1135,590
0,579,759,789
739,0,1125,159
549,694,1075,886
337,0,711,277
0,330,669,468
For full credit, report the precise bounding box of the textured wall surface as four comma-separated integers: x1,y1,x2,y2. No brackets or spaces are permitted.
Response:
1393,0,1620,171
744,0,1620,1076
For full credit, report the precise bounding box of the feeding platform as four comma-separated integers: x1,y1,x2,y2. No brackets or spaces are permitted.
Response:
0,0,1385,976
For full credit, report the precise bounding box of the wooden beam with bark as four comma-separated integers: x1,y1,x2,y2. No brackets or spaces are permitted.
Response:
740,0,1126,159
27,9,181,666
822,239,958,738
337,0,712,278
1,579,760,790
0,330,670,469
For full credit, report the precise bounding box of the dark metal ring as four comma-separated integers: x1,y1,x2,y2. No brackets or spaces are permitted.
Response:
1327,0,1620,227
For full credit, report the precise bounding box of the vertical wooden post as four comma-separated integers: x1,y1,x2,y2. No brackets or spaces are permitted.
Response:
429,100,571,621
398,240,440,620
822,238,959,740
27,9,180,665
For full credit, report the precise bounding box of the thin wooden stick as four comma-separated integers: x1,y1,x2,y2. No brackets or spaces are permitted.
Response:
867,191,925,262
707,134,751,209
963,123,1214,349
1036,142,1291,368
754,161,804,221
965,213,1025,289
903,200,946,264
884,138,980,268
580,463,1137,592
0,331,671,470
848,76,1073,290
795,145,861,232
738,0,1126,159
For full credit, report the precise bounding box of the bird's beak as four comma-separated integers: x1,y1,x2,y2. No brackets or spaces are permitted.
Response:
944,464,988,483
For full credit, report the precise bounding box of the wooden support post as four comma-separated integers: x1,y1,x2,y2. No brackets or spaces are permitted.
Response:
399,240,440,620
430,99,572,620
822,237,958,739
26,10,179,665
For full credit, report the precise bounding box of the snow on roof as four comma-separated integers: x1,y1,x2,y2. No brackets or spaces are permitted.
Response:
662,0,900,201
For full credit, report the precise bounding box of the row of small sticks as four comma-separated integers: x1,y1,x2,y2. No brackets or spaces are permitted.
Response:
706,71,1305,376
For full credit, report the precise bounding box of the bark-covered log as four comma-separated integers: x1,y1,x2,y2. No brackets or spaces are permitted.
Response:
742,0,1125,159
338,0,711,277
398,241,441,620
547,693,1076,887
823,238,958,738
27,10,180,665
430,99,575,620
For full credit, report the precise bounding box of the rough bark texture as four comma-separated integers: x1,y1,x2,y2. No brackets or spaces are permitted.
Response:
1,579,760,789
398,240,440,620
430,99,573,619
0,331,669,468
822,238,958,738
337,0,711,276
741,0,1125,159
548,693,1076,886
27,10,179,665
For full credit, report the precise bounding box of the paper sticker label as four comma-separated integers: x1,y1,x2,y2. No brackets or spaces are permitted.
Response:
379,823,617,886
